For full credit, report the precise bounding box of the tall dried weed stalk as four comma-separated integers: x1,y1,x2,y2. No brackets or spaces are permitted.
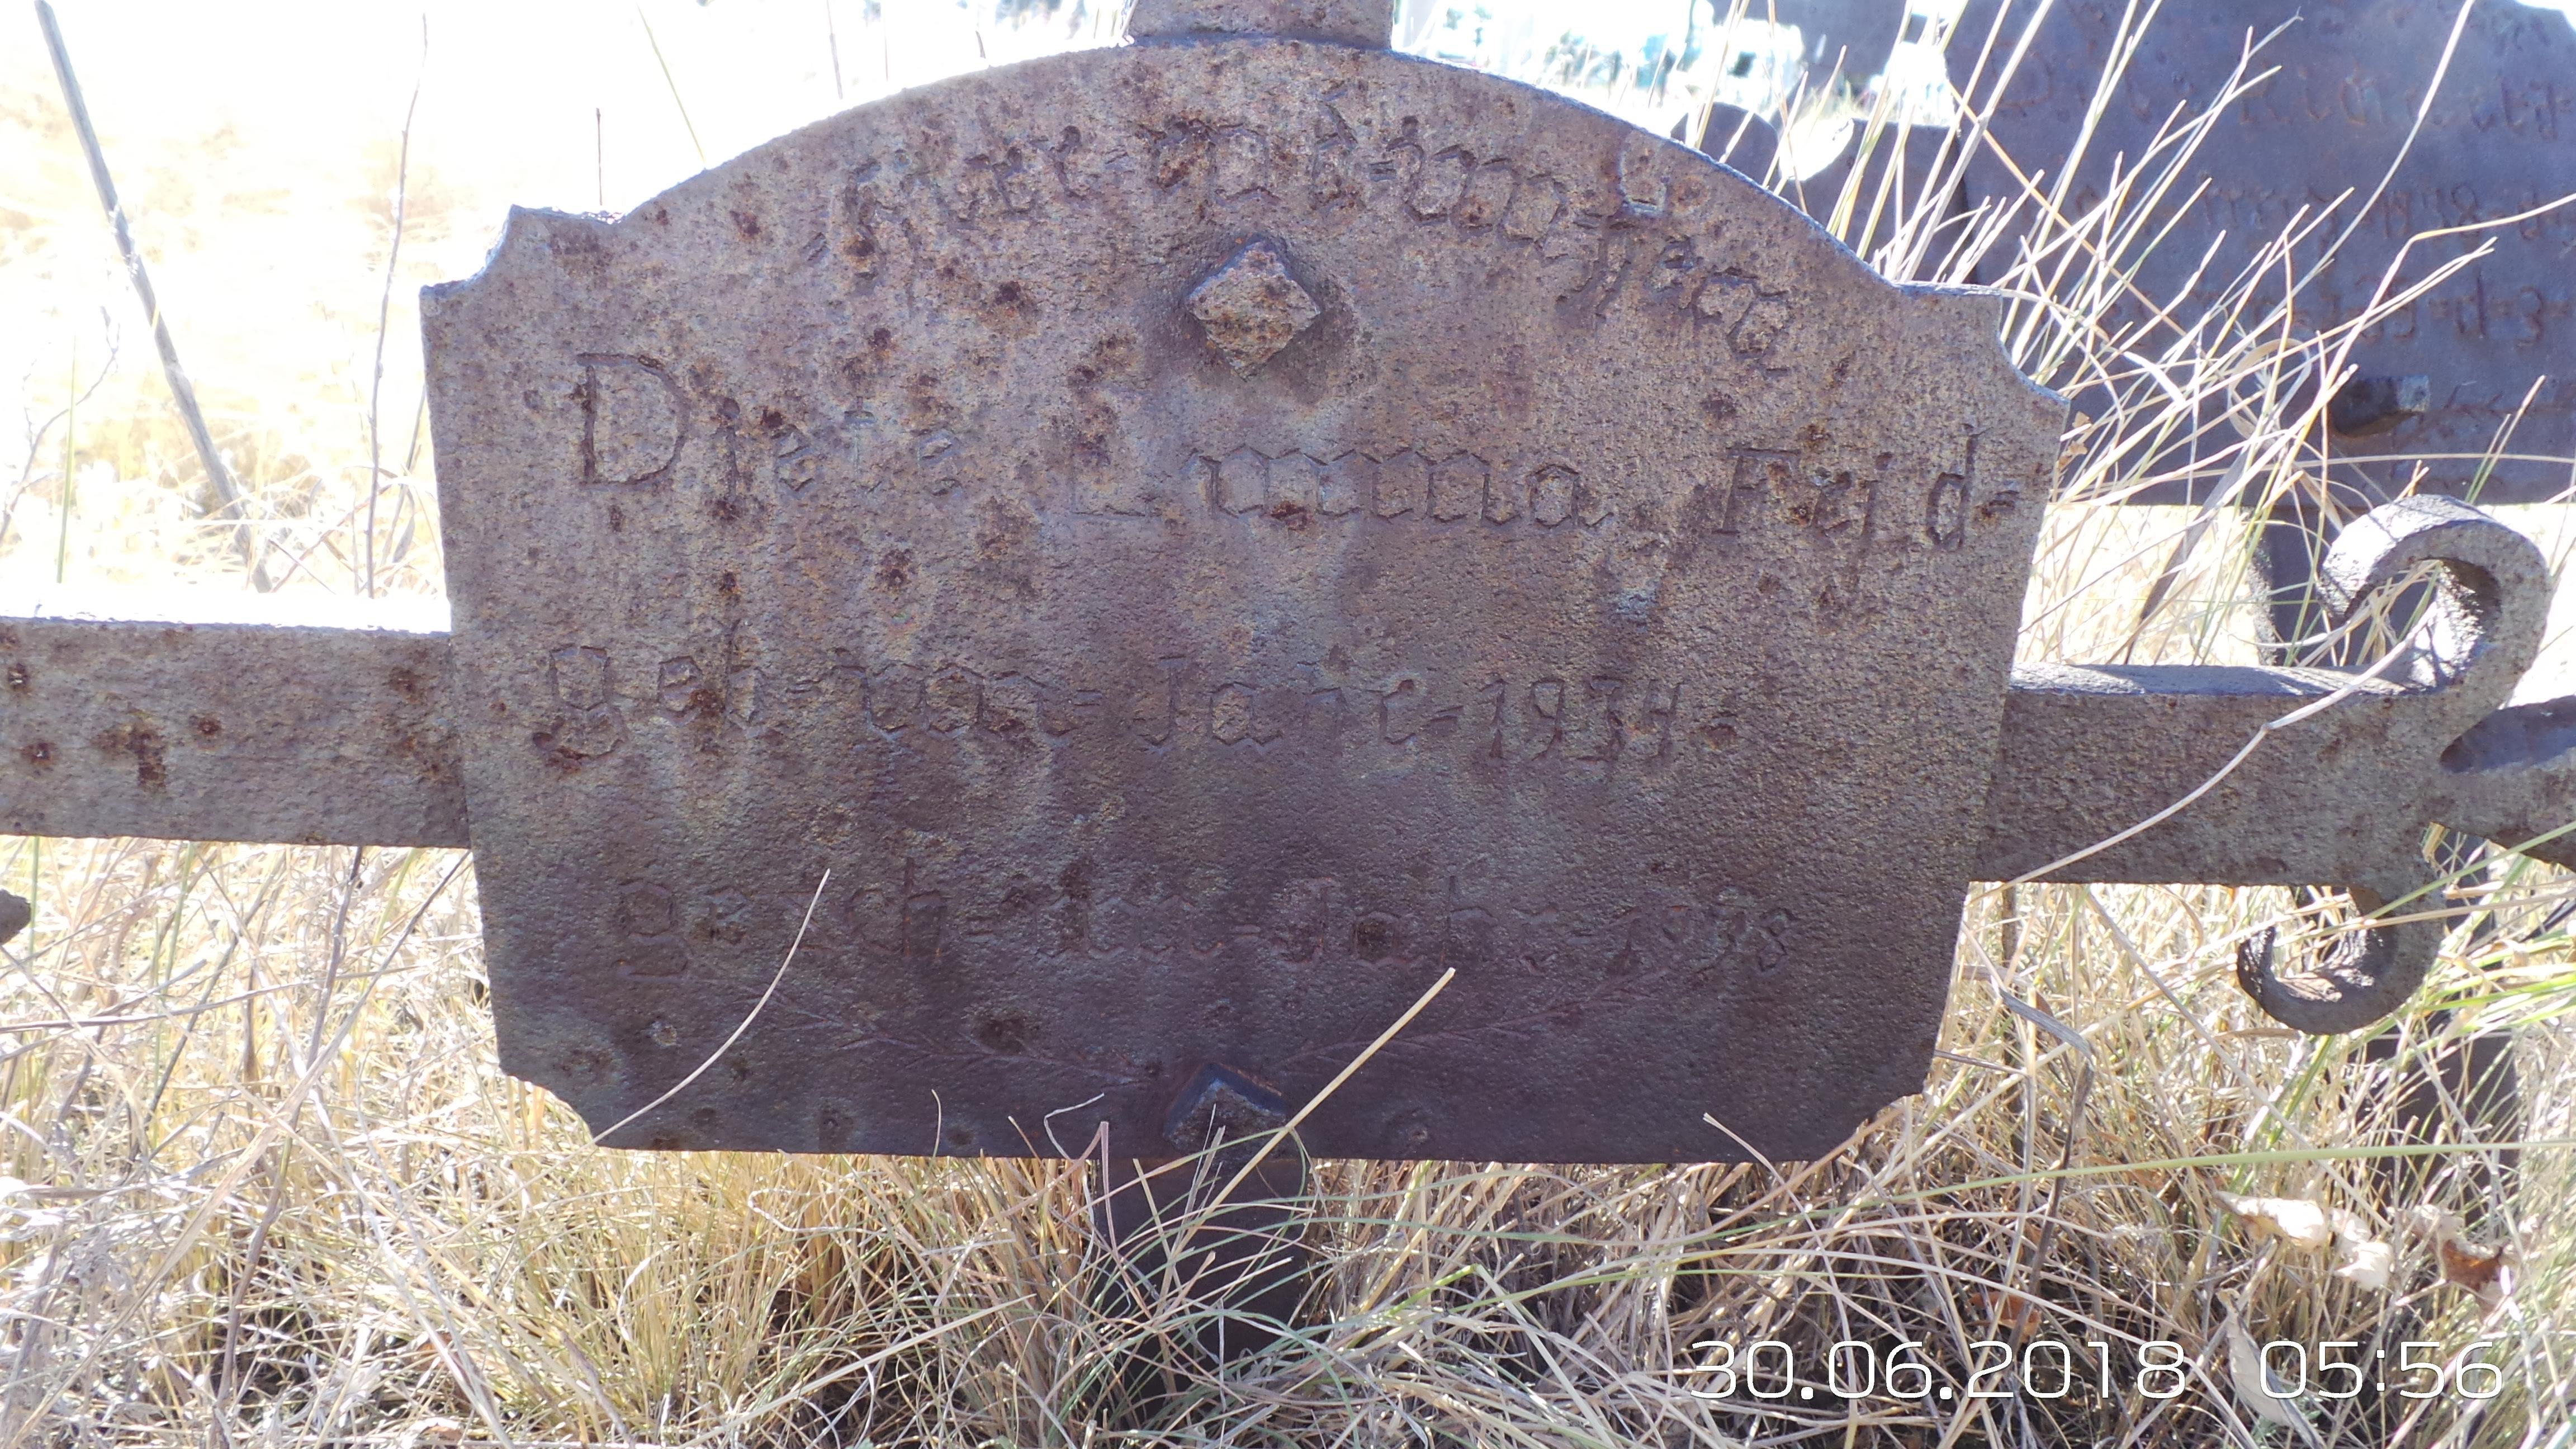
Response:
1,2,2570,1443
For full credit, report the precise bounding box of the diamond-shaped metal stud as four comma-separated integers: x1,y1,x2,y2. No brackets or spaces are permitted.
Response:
1186,240,1319,376
1164,1062,1290,1157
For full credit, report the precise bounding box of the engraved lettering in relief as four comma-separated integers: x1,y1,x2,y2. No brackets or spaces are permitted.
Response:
819,106,1810,353
1926,434,2020,547
1192,446,1612,531
1530,465,1578,526
861,661,924,734
1266,451,1321,517
1429,454,1485,521
1712,449,1796,537
923,666,981,733
1455,160,1517,229
1374,450,1426,517
1695,444,2025,558
616,881,677,937
700,890,752,945
902,881,948,967
572,348,969,503
981,671,1090,740
1209,682,1271,745
573,355,685,486
541,645,626,759
612,880,684,978
1317,452,1365,515
837,860,1798,986
1782,469,1876,539
569,641,1710,773
603,885,780,979
1131,656,1190,747
1925,471,1969,551
1071,449,1154,518
949,143,1046,222
657,656,713,716
1502,172,1567,240
1211,126,1276,201
835,126,1104,275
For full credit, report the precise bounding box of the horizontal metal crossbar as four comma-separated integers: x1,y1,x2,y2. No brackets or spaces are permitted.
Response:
7,617,2565,878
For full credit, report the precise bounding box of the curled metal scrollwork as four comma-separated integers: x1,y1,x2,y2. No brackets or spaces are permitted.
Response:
1981,495,2565,1035
2223,498,2548,1033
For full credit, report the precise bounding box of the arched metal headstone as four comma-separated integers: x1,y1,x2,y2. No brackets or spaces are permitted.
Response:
3,0,2569,1166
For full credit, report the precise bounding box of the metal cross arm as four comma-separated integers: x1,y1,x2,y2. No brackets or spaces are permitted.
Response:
2,617,462,849
2,0,2567,1167
6,495,2563,1031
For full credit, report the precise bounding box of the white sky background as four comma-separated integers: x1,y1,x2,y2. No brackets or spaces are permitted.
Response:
9,2,1123,230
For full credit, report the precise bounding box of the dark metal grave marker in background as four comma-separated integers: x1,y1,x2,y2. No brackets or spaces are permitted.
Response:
2,0,2570,1173
1810,0,2576,505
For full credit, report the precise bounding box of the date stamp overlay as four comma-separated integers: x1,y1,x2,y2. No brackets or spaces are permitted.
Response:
1681,1332,2520,1420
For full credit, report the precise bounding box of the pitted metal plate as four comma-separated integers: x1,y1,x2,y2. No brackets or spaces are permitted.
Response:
0,618,463,847
422,36,2062,1163
1938,0,2576,503
8,7,2564,1163
1778,0,1909,74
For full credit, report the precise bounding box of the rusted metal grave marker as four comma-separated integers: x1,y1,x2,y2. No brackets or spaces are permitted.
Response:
1801,0,2576,506
4,0,2571,1199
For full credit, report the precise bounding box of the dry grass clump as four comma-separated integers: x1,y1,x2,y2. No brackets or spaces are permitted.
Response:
3,839,2566,1445
3,2,2572,1445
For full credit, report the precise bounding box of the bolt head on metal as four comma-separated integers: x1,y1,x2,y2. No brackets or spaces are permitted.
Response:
1187,241,1319,375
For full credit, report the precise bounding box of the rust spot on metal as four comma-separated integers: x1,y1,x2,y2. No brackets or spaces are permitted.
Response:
90,720,168,792
21,741,50,766
970,1007,1038,1054
873,548,913,590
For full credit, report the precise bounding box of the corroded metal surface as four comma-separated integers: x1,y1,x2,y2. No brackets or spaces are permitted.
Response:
1133,0,1394,46
421,27,2062,1164
3,4,2569,1166
1779,0,1907,75
1931,0,2576,503
0,618,463,847
13,593,2562,925
2442,696,2576,872
1981,497,2558,1030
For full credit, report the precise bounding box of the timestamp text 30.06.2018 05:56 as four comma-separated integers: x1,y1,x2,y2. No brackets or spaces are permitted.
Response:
1684,1337,2508,1403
